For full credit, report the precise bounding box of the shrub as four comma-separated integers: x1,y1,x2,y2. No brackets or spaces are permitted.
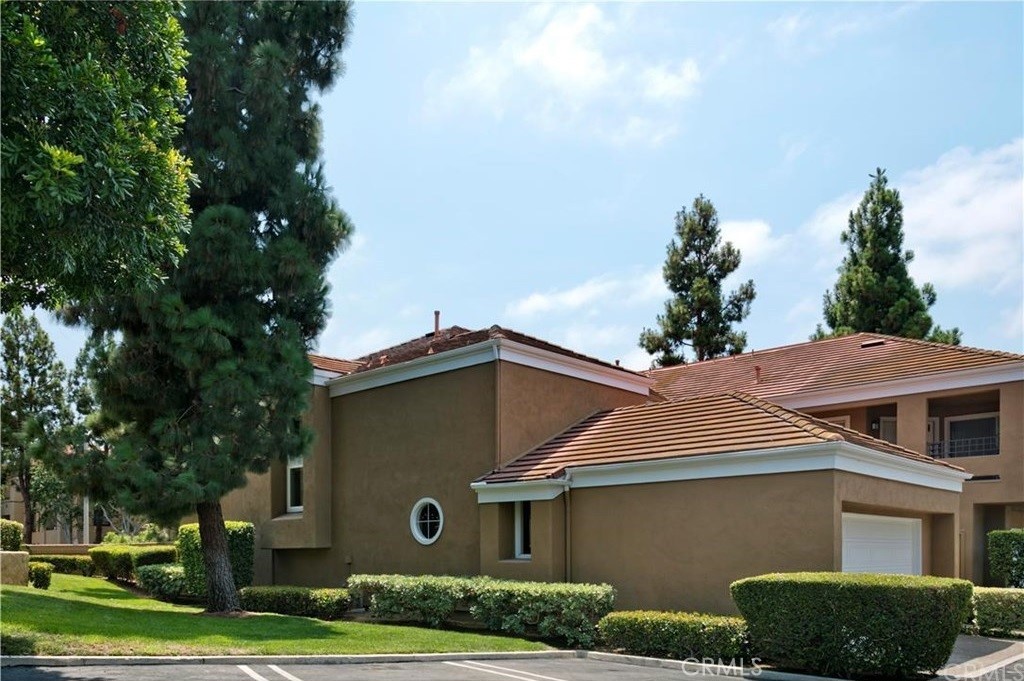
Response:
102,524,173,545
28,561,52,589
1,519,23,551
240,586,350,620
136,564,189,601
30,555,94,577
731,572,972,678
177,522,254,596
971,587,1024,637
988,529,1024,588
471,579,615,648
598,611,748,661
347,574,615,647
88,545,176,581
348,574,471,627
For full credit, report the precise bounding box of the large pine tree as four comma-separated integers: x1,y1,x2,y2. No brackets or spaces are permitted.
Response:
640,195,756,366
1,310,69,543
815,169,960,344
82,1,353,612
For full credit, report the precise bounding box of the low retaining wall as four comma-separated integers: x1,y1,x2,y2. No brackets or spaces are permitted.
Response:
27,544,95,556
1,551,29,585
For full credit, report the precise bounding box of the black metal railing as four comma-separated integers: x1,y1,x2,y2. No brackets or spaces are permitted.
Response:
927,436,999,459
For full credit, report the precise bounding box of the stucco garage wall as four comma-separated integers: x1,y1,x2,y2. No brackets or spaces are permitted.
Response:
569,471,837,614
274,363,497,586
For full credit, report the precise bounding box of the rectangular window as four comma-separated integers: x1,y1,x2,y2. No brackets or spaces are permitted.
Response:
514,501,531,559
944,413,999,457
287,455,304,512
878,417,898,444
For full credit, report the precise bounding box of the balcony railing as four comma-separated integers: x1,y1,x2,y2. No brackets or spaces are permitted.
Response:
927,436,999,459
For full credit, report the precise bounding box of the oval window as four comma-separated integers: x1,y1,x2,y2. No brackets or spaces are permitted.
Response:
410,497,444,545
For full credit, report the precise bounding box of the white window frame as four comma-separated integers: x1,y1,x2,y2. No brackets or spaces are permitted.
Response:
878,416,898,444
944,412,999,443
514,501,531,560
821,415,851,429
286,455,304,513
410,497,444,545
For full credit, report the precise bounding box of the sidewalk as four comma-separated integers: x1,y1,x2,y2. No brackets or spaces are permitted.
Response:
938,635,1024,679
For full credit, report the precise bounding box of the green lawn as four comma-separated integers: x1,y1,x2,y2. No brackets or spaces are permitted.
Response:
0,574,550,656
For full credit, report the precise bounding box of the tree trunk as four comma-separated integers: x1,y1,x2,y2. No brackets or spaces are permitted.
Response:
196,500,240,613
21,483,34,544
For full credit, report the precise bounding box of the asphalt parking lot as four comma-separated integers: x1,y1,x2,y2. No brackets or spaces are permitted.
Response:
0,657,740,681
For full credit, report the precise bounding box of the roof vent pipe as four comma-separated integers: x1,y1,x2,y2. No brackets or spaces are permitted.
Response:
434,310,440,336
754,365,762,384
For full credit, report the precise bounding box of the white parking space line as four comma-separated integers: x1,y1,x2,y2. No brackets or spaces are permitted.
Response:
237,666,271,681
267,664,305,681
458,660,571,681
442,661,570,681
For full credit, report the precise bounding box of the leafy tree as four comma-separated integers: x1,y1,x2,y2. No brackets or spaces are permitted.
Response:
0,310,69,543
30,461,79,543
814,169,961,344
1,1,192,311
640,195,756,366
80,1,354,612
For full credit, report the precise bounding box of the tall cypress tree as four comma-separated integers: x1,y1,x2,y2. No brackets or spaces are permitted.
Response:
82,1,353,612
815,169,961,344
640,194,756,366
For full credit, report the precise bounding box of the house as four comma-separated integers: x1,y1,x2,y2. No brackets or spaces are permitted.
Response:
220,323,1023,614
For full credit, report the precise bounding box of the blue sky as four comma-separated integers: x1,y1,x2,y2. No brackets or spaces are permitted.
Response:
46,1,1024,370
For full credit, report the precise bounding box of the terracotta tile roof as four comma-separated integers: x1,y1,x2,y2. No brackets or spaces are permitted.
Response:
646,333,1023,402
477,392,965,484
308,353,364,375
351,325,639,376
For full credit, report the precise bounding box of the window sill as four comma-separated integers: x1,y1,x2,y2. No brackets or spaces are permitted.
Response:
499,558,533,564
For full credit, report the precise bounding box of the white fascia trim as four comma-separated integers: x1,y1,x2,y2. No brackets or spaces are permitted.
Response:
470,479,566,504
496,339,651,395
310,368,342,386
328,341,499,397
471,442,969,503
777,363,1024,410
327,337,651,397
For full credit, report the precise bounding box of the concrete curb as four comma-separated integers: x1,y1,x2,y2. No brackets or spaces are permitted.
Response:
0,650,578,668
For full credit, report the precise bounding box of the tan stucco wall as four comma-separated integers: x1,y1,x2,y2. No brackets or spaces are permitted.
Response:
567,472,838,614
497,362,646,465
273,363,498,586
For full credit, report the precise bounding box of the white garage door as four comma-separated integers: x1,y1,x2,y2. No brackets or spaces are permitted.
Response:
842,513,922,575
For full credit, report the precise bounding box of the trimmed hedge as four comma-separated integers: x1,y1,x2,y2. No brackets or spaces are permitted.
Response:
971,587,1024,637
240,586,350,620
471,579,616,648
31,554,95,577
28,561,52,589
988,529,1024,588
598,611,748,661
346,574,615,648
177,522,254,596
731,572,972,678
136,564,189,601
88,545,177,581
1,519,23,551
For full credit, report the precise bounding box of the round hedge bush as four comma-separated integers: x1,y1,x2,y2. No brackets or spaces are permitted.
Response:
730,572,972,678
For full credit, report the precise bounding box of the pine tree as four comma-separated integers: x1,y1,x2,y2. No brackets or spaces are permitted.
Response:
640,195,756,366
816,169,961,344
0,310,69,543
81,1,353,612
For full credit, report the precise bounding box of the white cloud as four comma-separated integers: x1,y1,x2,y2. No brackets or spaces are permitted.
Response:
784,297,819,324
766,5,917,57
505,268,665,318
998,303,1023,344
799,139,1024,292
427,4,701,147
720,219,789,267
640,60,701,103
901,140,1023,291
